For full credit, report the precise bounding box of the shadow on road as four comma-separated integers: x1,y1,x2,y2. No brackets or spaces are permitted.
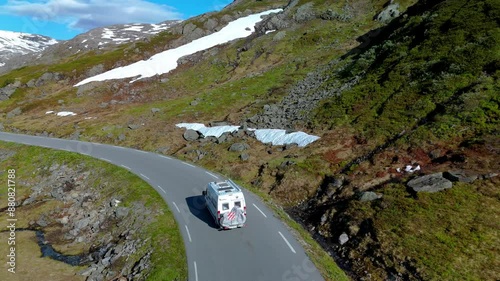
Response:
185,195,219,229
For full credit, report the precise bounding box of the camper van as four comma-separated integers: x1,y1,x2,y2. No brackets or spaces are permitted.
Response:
203,180,247,229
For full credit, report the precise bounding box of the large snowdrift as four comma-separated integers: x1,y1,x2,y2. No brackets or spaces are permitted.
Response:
75,9,282,87
176,123,320,147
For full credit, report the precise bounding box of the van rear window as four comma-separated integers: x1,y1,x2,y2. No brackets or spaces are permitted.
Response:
222,203,229,210
234,201,241,208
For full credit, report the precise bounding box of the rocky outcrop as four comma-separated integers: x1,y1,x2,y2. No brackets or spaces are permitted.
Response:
407,173,453,193
19,162,157,281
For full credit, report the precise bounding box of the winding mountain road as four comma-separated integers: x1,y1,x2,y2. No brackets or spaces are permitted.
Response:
0,132,324,281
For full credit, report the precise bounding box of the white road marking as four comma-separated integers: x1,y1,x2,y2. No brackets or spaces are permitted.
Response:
140,173,150,180
161,155,171,160
194,261,199,281
101,158,111,162
278,231,296,254
185,225,192,242
157,185,166,193
253,203,267,218
205,171,219,179
121,165,130,170
183,162,195,168
172,202,181,213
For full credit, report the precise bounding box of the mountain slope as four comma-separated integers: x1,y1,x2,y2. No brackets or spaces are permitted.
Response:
0,0,498,280
0,30,57,67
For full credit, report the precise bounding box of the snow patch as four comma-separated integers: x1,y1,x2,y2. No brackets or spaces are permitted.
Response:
176,123,319,147
56,111,77,116
254,129,320,147
45,110,54,114
75,9,283,87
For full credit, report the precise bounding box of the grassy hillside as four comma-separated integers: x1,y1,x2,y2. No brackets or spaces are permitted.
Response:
0,0,498,280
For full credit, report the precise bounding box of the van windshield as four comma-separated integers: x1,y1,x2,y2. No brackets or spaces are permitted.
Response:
234,201,241,208
222,203,229,210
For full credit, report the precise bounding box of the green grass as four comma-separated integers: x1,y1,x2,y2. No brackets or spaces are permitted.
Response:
344,180,499,280
0,142,187,280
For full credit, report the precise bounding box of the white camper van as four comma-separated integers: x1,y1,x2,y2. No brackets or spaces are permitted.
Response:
203,180,247,229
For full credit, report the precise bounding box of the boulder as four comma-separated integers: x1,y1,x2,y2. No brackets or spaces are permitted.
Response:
407,173,453,193
183,129,200,141
151,108,160,114
339,233,349,245
6,107,22,118
359,191,382,201
229,143,250,152
443,170,478,183
376,3,400,23
240,153,250,161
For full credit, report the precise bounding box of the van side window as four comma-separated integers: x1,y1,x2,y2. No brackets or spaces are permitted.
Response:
234,201,241,208
222,203,229,210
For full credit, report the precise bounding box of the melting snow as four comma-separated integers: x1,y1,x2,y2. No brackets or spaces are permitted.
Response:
176,123,320,147
122,26,144,32
254,129,320,147
75,9,282,87
56,111,77,116
176,123,240,138
45,110,54,114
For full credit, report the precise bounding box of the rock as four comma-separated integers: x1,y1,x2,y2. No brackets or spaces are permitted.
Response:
155,146,170,154
0,123,4,131
37,216,49,227
443,170,478,183
240,153,250,161
115,207,129,219
6,107,22,118
482,173,498,179
339,233,349,245
86,64,105,77
216,133,227,143
35,72,54,87
359,191,382,201
26,79,35,88
118,134,126,142
79,266,97,276
99,102,109,108
428,149,442,160
190,100,199,106
228,143,250,152
376,3,400,23
407,173,453,193
293,3,316,22
127,124,140,130
183,129,200,141
151,108,161,114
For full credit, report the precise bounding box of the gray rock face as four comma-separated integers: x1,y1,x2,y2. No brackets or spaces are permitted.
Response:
407,173,453,193
443,170,478,183
240,153,250,161
339,233,349,245
0,84,18,101
376,3,400,23
6,107,22,118
151,108,161,114
359,191,382,201
183,129,200,141
229,143,250,152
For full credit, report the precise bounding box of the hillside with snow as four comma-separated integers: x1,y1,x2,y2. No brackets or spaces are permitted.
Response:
0,30,57,65
61,20,181,53
75,9,282,86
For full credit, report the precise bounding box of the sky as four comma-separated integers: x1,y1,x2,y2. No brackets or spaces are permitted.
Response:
0,0,233,40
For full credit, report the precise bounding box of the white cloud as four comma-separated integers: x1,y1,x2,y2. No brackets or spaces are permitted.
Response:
1,0,182,31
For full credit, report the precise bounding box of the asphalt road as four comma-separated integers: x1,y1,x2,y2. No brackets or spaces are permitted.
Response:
0,132,325,281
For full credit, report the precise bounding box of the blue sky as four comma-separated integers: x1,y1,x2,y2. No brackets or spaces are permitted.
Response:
0,0,233,40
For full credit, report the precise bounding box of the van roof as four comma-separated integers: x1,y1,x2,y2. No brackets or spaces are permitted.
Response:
209,180,243,196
